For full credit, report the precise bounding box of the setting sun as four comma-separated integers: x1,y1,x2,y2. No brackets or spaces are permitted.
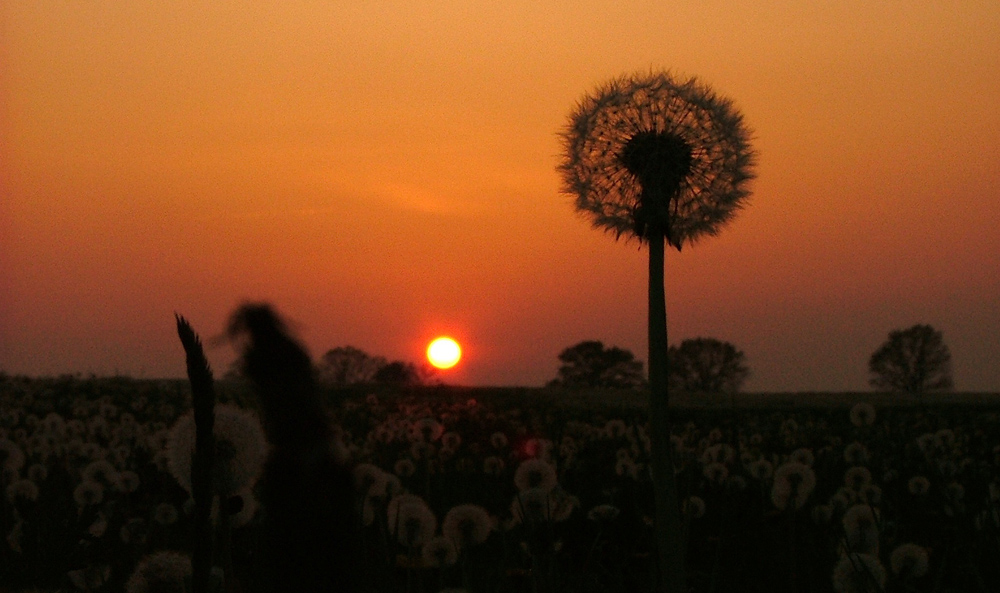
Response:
427,337,462,369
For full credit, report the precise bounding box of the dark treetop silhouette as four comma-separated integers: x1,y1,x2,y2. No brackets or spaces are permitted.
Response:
225,303,360,593
869,324,953,393
558,71,755,593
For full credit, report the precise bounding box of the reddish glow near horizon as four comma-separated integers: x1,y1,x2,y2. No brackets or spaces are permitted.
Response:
427,337,462,369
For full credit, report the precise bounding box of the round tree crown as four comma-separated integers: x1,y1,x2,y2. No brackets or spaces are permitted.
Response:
558,71,756,249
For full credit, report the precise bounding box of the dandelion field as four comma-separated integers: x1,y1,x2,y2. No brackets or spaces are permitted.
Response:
2,374,999,593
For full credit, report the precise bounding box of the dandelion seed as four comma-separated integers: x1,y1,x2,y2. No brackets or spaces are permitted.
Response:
889,543,929,578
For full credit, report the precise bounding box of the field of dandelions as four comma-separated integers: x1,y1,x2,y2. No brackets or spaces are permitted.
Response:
1,375,999,593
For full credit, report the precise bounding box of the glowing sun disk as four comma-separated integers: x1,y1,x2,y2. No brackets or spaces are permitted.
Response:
427,337,461,369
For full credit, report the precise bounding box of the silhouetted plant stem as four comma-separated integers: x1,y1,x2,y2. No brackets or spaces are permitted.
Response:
787,500,797,593
647,230,686,593
176,314,216,593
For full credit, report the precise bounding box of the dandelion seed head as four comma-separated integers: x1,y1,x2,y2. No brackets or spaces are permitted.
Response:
442,504,493,550
514,459,558,493
166,405,268,496
771,461,816,511
849,402,876,427
890,543,929,578
842,504,880,554
559,71,755,249
393,458,416,478
844,466,872,492
483,456,505,476
389,495,437,548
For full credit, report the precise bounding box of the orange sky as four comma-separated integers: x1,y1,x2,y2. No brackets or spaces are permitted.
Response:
2,1,998,390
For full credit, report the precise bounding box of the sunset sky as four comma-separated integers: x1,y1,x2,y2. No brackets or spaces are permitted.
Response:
2,1,998,391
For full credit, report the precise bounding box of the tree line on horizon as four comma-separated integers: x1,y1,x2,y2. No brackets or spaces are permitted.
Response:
548,324,954,394
234,323,953,395
550,323,952,395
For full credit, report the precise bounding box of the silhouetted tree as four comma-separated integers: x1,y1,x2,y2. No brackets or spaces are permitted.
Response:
668,338,749,393
317,346,387,386
372,360,420,385
225,303,359,593
869,324,953,393
558,71,755,592
549,340,646,389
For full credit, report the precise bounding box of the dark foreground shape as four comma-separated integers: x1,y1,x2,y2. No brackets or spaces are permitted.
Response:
226,303,359,593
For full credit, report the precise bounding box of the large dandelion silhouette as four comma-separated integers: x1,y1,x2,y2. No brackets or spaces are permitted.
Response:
558,71,755,592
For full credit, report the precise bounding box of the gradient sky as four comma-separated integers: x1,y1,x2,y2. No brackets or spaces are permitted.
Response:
2,1,998,391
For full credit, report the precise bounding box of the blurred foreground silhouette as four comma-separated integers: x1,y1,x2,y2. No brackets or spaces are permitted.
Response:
225,303,359,593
